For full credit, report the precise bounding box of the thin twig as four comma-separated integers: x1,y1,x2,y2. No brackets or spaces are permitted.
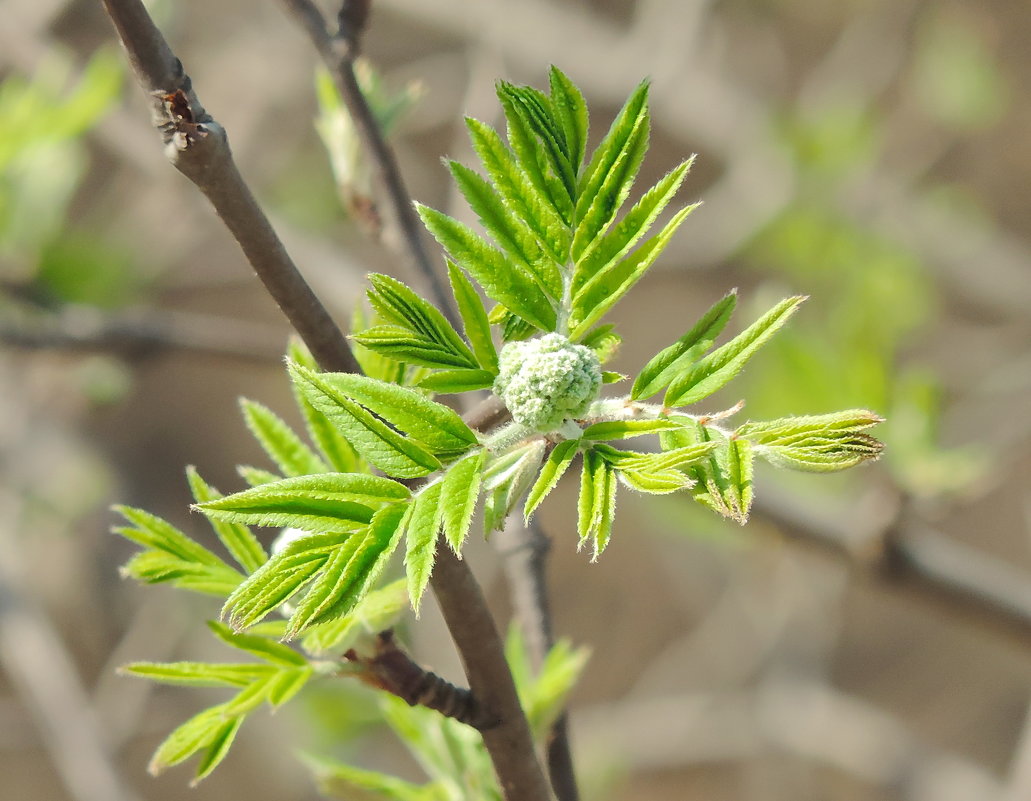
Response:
99,3,549,799
499,516,580,801
275,0,457,325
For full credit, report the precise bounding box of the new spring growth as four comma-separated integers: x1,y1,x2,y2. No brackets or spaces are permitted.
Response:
493,333,602,433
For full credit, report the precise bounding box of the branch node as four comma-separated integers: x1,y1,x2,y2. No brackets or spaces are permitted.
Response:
345,630,499,730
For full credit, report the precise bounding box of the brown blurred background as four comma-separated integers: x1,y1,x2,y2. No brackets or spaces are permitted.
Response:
2,1,1030,799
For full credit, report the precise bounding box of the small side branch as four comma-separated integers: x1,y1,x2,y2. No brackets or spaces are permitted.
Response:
345,630,497,730
275,0,456,324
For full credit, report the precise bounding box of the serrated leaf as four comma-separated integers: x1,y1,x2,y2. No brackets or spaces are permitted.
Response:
266,666,313,707
197,473,407,533
121,662,274,687
207,620,308,666
301,579,409,655
449,161,563,298
221,531,352,630
577,449,600,550
447,260,499,372
569,203,697,338
483,440,547,532
465,116,569,262
581,419,682,441
665,296,806,407
221,672,277,717
548,66,588,175
149,703,234,776
726,437,754,521
497,83,575,221
661,419,750,523
574,79,649,247
113,506,226,567
441,450,486,554
237,465,281,486
240,399,328,477
618,467,693,494
288,340,362,473
366,274,477,368
736,409,885,440
416,368,496,394
417,204,557,332
290,363,441,478
191,716,243,784
313,372,478,455
523,439,579,523
352,325,477,370
574,158,694,294
404,483,443,614
119,550,243,596
571,108,649,263
631,289,738,401
186,467,267,574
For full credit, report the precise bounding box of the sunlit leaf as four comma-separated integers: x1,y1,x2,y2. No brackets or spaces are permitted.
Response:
523,439,579,523
441,450,486,554
240,398,328,477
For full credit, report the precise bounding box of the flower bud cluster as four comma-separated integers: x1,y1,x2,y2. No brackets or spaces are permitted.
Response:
493,333,601,432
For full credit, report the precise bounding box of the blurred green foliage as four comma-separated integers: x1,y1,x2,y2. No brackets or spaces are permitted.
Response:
0,47,143,309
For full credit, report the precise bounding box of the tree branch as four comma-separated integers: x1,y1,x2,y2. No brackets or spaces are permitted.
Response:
99,2,549,798
99,0,359,376
275,0,456,325
499,517,579,801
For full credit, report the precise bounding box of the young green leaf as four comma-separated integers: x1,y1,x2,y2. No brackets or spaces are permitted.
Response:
288,340,361,473
186,467,267,574
404,482,443,614
312,372,478,455
352,324,475,370
121,662,273,687
221,530,352,631
148,703,236,778
265,666,313,707
574,158,694,295
440,449,486,554
465,116,569,262
119,550,243,596
523,439,579,523
447,260,499,372
571,107,649,263
578,323,622,363
483,440,547,532
417,204,557,332
191,717,244,784
617,467,693,494
207,620,308,666
664,296,806,407
196,473,408,533
303,753,434,801
301,578,409,655
289,363,441,478
237,465,281,486
570,203,697,338
416,368,496,394
580,419,682,441
548,66,588,175
573,79,649,252
631,289,738,401
448,160,562,297
366,273,477,368
576,450,618,559
240,398,328,477
496,82,575,220
114,506,228,567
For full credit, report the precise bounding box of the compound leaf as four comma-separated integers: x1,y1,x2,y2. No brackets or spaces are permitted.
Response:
440,449,486,554
665,296,805,407
240,398,328,477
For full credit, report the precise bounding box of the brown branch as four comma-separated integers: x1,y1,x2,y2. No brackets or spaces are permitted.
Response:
99,0,359,376
275,0,456,325
499,517,580,801
99,3,549,799
344,630,496,730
